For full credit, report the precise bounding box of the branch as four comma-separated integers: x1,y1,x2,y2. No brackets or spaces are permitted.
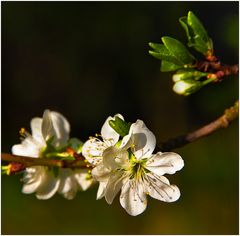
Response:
158,101,239,151
196,61,238,82
1,153,92,174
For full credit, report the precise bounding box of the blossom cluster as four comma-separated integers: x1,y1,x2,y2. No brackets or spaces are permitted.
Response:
12,110,184,216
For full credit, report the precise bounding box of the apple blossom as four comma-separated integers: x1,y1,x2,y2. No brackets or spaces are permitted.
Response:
12,110,92,200
92,120,184,216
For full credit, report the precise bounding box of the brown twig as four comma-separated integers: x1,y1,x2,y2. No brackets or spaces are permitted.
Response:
1,153,92,174
195,60,238,82
158,101,239,151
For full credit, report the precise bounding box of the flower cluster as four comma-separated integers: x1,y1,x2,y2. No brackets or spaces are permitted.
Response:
12,110,184,216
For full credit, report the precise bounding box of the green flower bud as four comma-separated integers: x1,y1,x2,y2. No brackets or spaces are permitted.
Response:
172,70,208,82
173,80,202,96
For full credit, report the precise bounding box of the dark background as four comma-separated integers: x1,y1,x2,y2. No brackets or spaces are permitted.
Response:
2,1,239,234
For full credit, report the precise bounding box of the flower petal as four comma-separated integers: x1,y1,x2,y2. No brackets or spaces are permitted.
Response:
120,179,147,216
74,169,93,191
12,141,40,157
101,114,123,146
42,110,70,147
42,109,55,142
22,167,42,194
146,152,184,176
92,162,111,182
30,117,45,145
50,111,70,146
82,138,106,165
58,169,79,200
97,182,107,199
105,171,125,204
122,120,156,159
36,168,60,199
145,173,180,202
102,146,120,170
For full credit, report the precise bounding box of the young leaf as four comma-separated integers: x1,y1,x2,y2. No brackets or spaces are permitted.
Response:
179,11,213,55
161,60,182,72
149,43,183,65
161,36,195,65
109,117,131,137
179,16,195,45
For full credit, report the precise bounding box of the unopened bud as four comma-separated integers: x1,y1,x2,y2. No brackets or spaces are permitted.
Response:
172,74,184,82
173,80,202,96
172,70,208,83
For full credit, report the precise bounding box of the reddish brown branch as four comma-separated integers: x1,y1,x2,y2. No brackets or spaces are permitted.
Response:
158,101,239,151
1,153,92,175
195,60,238,82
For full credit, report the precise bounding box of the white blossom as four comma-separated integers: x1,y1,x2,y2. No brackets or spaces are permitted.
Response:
92,120,184,216
12,110,92,200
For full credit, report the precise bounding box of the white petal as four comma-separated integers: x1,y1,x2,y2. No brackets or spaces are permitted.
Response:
102,146,120,170
120,179,147,216
101,114,123,146
145,173,180,202
58,169,79,200
102,146,130,171
92,162,111,182
105,172,125,204
123,120,156,159
97,182,107,199
119,132,132,150
36,168,60,199
22,167,42,194
12,141,40,157
30,117,45,145
62,190,77,200
50,111,70,146
42,110,70,147
42,109,55,142
82,138,105,165
58,169,74,193
74,169,93,191
146,152,184,176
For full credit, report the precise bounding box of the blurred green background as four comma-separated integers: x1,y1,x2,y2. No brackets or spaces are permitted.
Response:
2,2,238,234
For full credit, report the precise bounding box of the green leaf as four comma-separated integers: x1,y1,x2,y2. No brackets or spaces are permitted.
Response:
161,60,182,72
161,36,195,65
188,11,209,43
149,42,184,65
148,42,166,52
109,117,131,138
179,16,195,45
179,11,213,55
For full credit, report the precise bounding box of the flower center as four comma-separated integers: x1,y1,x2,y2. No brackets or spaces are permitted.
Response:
129,156,147,180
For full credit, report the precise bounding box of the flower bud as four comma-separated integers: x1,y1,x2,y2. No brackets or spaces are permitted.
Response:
173,80,202,96
172,73,184,82
172,70,208,83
